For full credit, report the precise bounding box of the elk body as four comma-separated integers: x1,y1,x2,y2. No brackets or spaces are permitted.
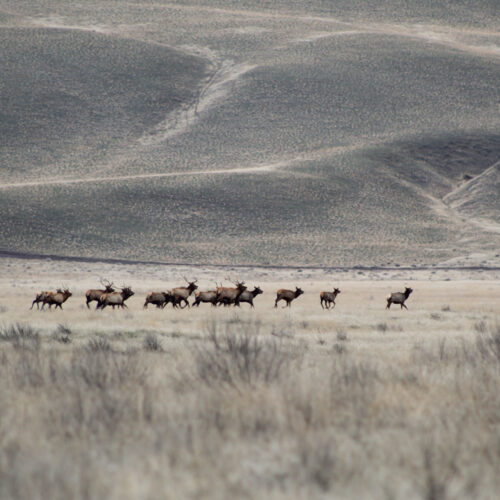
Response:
215,280,247,306
275,287,304,308
144,291,171,309
169,279,198,308
192,290,218,307
98,286,134,310
30,291,51,310
234,287,263,307
320,288,341,310
386,287,413,310
42,289,72,310
85,281,115,309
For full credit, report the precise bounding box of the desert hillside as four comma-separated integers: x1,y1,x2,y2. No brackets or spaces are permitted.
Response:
0,0,499,266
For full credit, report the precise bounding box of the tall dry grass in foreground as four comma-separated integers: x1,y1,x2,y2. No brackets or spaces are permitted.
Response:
0,320,498,500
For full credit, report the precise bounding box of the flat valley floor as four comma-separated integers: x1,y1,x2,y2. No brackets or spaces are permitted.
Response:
0,257,498,499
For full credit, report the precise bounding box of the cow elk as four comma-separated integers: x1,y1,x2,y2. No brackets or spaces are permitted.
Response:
192,288,218,307
144,291,171,309
41,288,73,310
98,286,134,310
386,287,413,310
275,287,304,308
215,279,247,306
320,287,341,310
30,291,51,310
169,278,198,308
235,286,263,308
85,279,115,309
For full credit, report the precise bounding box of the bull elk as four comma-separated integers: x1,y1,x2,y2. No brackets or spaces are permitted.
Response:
30,291,51,310
85,279,115,309
275,287,304,308
97,286,134,310
215,279,247,306
41,288,73,310
386,287,413,310
320,287,341,310
169,278,198,308
234,286,263,308
144,291,171,309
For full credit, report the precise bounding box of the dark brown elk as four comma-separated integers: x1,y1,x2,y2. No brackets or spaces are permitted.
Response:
85,280,115,309
215,280,247,306
320,287,341,310
144,291,171,309
169,278,198,308
97,286,134,310
234,286,263,308
30,291,51,310
386,287,413,310
192,289,218,307
275,287,304,308
41,288,72,310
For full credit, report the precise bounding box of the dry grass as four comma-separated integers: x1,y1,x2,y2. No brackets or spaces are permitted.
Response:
0,309,498,498
0,274,498,498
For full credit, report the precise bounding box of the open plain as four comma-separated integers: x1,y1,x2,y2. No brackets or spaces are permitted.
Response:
0,258,499,498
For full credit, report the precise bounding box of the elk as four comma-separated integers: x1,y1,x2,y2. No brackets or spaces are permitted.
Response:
144,291,171,309
192,289,218,307
320,287,341,310
386,287,413,310
97,286,134,310
30,291,51,310
215,279,247,306
169,278,198,308
85,279,115,309
235,286,263,308
275,287,304,308
41,288,72,310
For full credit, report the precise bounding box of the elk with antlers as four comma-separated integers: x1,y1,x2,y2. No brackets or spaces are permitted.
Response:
320,287,341,310
144,291,171,309
275,287,304,308
169,278,198,308
215,279,247,306
41,288,73,310
97,286,134,310
85,279,115,309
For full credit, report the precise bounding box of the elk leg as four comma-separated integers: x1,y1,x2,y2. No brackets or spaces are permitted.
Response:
386,300,391,309
402,303,408,310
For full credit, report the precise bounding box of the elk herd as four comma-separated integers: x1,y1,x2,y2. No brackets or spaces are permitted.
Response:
29,278,414,312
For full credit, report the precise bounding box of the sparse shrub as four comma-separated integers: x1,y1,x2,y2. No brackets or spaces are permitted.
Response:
192,322,299,387
57,323,72,336
51,331,71,344
332,342,346,355
143,333,163,352
430,313,441,321
336,330,347,342
376,322,388,333
441,305,451,312
474,321,487,333
474,324,500,362
0,323,40,350
86,336,112,353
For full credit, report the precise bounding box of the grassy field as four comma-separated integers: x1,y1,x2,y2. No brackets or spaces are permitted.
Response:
0,262,499,499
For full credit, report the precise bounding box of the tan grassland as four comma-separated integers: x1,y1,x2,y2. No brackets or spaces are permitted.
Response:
0,258,498,499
